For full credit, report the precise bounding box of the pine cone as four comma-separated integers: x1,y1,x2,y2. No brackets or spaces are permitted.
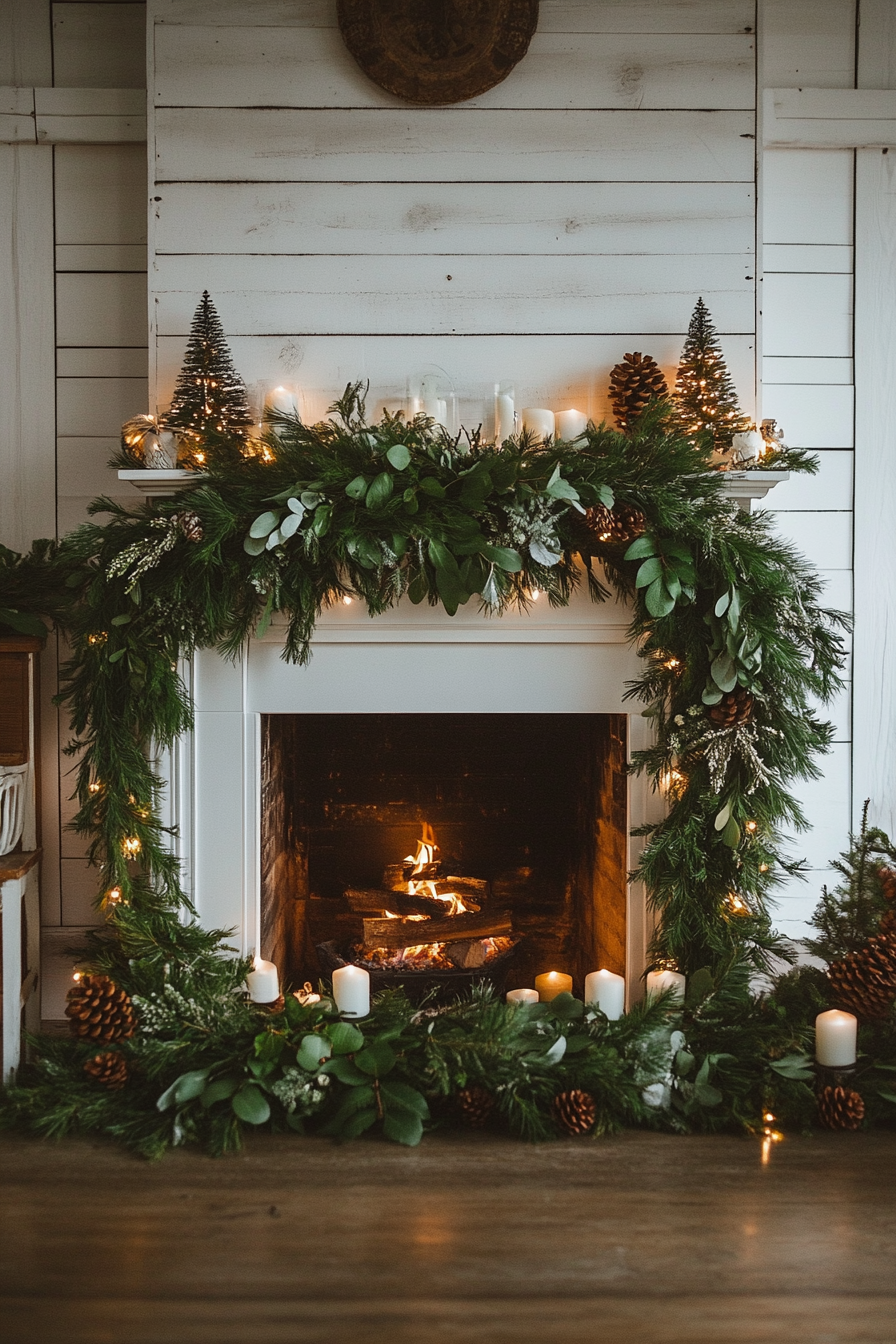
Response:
65,974,136,1042
552,1088,597,1136
878,867,896,905
817,1084,865,1131
828,934,896,1020
707,688,755,728
83,1051,129,1090
609,352,668,432
880,908,896,940
456,1085,495,1128
175,510,203,543
585,502,646,546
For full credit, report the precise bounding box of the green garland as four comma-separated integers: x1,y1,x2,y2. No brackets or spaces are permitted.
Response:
1,386,873,1154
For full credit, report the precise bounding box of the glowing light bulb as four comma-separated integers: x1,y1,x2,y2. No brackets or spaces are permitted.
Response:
88,781,102,795
530,588,540,601
342,595,353,606
122,835,142,858
745,820,758,833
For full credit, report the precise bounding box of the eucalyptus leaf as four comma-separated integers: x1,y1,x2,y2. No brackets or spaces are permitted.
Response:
286,497,305,517
345,475,369,501
366,471,394,509
279,512,303,539
721,815,741,849
529,541,562,567
328,1021,365,1055
386,443,411,471
249,511,281,538
232,1084,271,1125
623,535,656,561
383,1110,424,1146
598,485,615,508
243,535,267,556
714,802,731,832
635,557,663,589
645,577,676,618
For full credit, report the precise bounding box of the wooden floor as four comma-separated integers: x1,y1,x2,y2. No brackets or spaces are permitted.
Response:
1,1129,895,1344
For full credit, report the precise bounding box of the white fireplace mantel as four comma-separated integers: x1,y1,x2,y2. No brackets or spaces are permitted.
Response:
160,579,663,1001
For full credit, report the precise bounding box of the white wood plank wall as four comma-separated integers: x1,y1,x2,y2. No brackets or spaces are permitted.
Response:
148,0,758,430
47,2,148,1017
759,0,858,946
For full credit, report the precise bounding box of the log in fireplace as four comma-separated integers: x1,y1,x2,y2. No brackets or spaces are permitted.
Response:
260,712,628,998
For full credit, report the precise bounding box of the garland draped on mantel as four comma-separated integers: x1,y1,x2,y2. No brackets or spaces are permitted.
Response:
1,389,866,1154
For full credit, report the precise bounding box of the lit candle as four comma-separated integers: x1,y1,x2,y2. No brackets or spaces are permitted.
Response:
645,968,686,1002
521,408,555,443
535,971,573,1002
332,964,370,1017
266,384,299,418
494,383,515,442
246,955,280,1003
506,987,539,1005
556,408,588,441
815,1009,857,1068
584,969,626,1020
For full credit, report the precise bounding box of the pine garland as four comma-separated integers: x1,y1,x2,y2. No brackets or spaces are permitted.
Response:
0,385,875,1155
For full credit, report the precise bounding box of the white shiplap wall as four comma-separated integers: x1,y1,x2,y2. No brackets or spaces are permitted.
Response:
759,0,857,943
148,0,758,432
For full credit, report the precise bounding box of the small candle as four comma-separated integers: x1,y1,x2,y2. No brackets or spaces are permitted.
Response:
731,427,764,465
584,969,625,1020
494,383,515,442
535,971,573,1002
645,968,686,1002
521,408,555,443
421,374,441,421
246,956,280,1003
815,1009,857,1068
556,408,588,441
332,964,370,1017
266,384,299,418
506,987,539,1005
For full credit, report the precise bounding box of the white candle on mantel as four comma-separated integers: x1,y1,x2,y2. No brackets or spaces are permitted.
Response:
535,971,573,1002
494,384,515,442
645,968,686,1002
246,956,280,1003
556,409,588,441
506,987,539,1006
266,384,300,418
815,1009,857,1068
332,964,370,1017
521,408,555,442
584,969,626,1020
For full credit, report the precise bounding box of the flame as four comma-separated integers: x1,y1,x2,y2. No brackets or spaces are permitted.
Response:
404,824,471,917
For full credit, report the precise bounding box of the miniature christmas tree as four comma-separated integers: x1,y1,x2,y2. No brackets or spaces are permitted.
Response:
163,292,253,448
805,801,896,962
674,297,750,451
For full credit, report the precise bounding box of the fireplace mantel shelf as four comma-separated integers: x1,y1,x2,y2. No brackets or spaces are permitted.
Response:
119,468,789,510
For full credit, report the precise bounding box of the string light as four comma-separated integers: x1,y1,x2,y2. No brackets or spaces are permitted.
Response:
342,595,353,606
727,891,750,916
72,970,82,982
745,820,758,833
105,886,123,906
663,657,680,670
530,588,541,601
88,781,102,795
87,632,107,646
759,862,769,873
122,836,142,858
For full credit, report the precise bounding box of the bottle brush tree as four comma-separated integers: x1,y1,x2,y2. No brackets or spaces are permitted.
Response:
163,291,253,454
674,297,751,451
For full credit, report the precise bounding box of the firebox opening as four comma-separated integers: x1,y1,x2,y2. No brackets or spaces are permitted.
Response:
261,713,628,998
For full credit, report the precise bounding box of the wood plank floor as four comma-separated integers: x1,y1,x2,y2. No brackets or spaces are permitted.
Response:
1,1129,895,1344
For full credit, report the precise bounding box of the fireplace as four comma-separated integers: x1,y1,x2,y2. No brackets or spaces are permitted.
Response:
260,713,628,997
160,581,659,1004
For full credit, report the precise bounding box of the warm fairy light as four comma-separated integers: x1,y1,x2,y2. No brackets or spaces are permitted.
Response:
342,595,353,605
122,835,142,858
727,891,750,916
530,588,540,601
759,862,769,873
663,658,680,670
194,451,206,464
261,446,275,463
745,820,758,833
764,1112,775,1123
88,781,102,795
661,768,685,796
598,531,612,541
106,886,123,905
87,632,107,646
72,971,82,982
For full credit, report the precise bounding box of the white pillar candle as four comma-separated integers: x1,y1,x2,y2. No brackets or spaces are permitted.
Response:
645,968,686,1002
556,409,588,441
246,956,280,1003
266,385,300,418
521,408,555,442
506,987,539,1005
535,971,573,1002
494,384,516,442
332,964,370,1018
584,969,626,1020
421,374,441,421
815,1009,858,1068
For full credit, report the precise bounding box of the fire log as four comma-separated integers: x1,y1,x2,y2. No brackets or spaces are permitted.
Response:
362,910,512,951
344,887,440,917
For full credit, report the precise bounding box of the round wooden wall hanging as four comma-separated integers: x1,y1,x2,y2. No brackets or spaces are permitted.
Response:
337,0,540,106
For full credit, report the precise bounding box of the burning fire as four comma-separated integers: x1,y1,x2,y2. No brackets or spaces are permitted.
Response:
356,823,514,972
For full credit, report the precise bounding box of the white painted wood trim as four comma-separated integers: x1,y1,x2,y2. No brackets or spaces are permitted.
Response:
764,87,896,148
0,88,146,145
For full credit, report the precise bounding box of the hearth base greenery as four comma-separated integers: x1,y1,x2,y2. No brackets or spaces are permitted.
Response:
3,383,892,1155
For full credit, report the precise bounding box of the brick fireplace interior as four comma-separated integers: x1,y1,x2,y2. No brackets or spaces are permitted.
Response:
260,712,628,996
